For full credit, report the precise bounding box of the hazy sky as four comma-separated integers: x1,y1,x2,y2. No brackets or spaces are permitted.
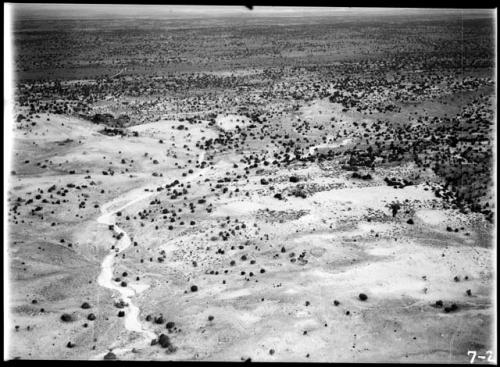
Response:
9,4,494,20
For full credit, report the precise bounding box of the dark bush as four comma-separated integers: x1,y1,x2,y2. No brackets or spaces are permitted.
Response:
61,313,74,322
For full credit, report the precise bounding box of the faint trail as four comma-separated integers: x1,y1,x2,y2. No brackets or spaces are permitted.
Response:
449,316,464,362
198,151,206,164
109,68,126,79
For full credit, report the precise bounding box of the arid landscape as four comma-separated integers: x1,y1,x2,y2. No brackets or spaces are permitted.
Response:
4,5,497,363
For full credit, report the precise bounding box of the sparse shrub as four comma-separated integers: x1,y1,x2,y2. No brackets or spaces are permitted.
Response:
104,352,117,360
61,313,74,322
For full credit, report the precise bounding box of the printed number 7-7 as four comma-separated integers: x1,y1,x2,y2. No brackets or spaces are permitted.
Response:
468,351,477,364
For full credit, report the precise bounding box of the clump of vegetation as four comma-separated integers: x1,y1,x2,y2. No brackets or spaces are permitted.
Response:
60,313,74,322
104,351,117,360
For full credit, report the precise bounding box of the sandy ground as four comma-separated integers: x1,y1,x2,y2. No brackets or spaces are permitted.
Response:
6,105,495,362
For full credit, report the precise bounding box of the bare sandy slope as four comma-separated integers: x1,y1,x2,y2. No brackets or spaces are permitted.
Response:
116,165,493,362
6,110,495,363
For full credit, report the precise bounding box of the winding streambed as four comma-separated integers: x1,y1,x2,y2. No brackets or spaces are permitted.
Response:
95,191,157,358
94,154,208,358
